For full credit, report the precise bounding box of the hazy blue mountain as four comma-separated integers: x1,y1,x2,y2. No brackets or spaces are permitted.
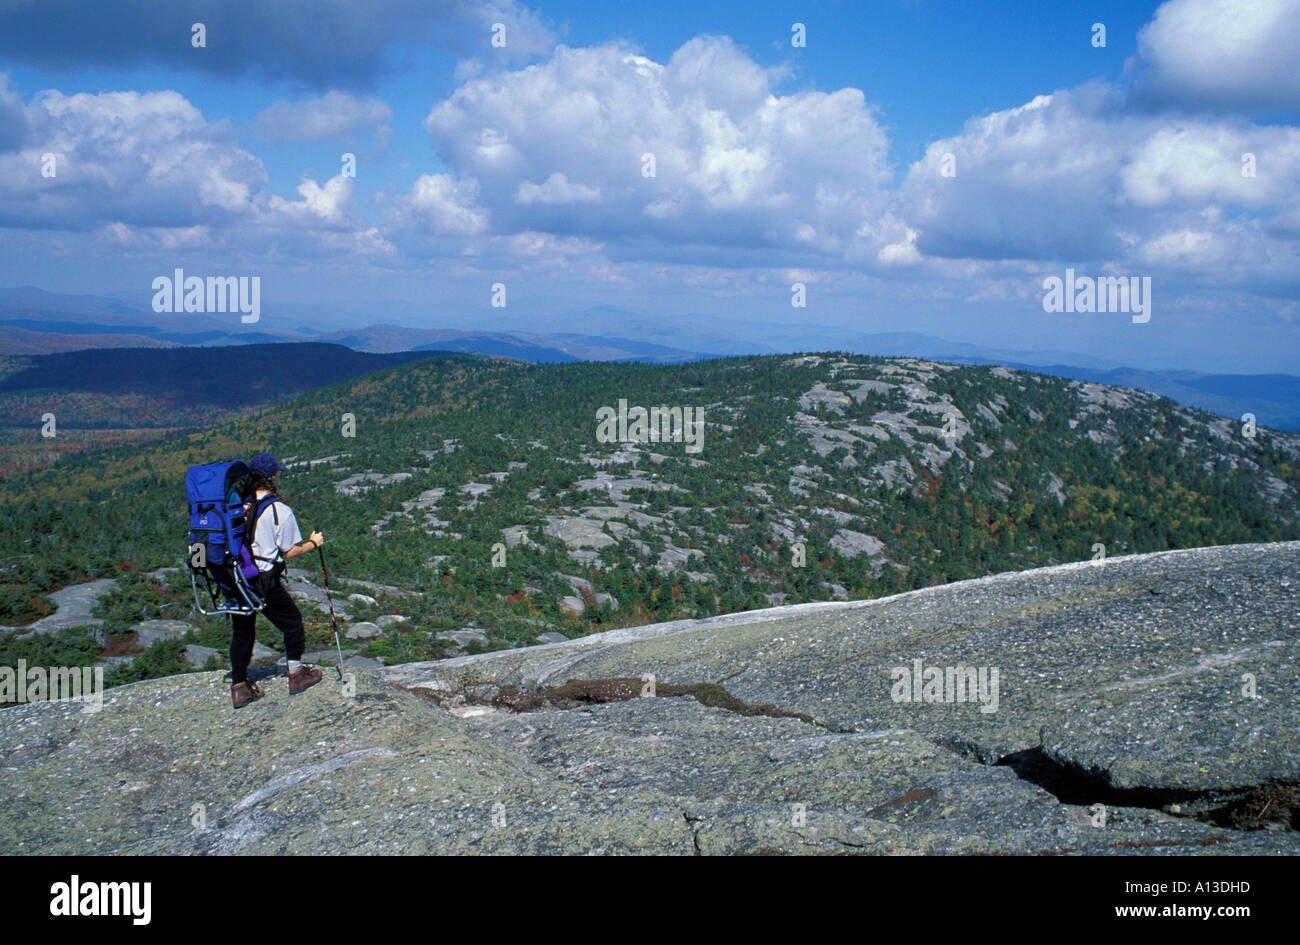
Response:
2,286,1297,430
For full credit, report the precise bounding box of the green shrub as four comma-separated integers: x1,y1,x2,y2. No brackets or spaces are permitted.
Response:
103,639,191,688
0,625,103,673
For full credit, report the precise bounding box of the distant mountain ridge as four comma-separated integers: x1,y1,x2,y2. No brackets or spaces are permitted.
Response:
1,286,1296,430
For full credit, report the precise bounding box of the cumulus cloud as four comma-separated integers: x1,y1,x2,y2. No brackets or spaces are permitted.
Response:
254,92,392,144
0,87,265,230
1118,122,1299,211
895,90,1135,262
5,0,1299,324
418,36,892,264
876,0,1300,301
399,14,1300,295
516,172,601,205
394,172,489,238
891,81,1300,292
267,175,355,226
0,83,397,266
0,0,556,89
1130,0,1300,112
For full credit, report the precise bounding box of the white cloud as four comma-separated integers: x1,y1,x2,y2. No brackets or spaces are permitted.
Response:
878,238,921,267
0,84,400,264
0,88,265,230
419,36,892,262
3,0,1299,353
892,84,1300,293
1132,0,1300,110
515,171,600,205
1139,226,1222,266
268,175,354,226
403,172,489,236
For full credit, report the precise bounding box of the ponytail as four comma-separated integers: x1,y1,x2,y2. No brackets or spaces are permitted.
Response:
250,472,291,507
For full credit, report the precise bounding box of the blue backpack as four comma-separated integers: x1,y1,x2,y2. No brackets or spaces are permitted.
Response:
185,460,266,615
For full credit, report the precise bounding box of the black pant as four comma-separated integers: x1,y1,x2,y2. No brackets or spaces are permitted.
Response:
230,571,305,683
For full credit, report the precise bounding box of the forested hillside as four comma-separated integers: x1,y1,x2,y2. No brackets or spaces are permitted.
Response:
2,353,1297,664
0,343,459,476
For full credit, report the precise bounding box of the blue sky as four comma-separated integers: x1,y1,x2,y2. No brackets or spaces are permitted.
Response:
0,0,1297,372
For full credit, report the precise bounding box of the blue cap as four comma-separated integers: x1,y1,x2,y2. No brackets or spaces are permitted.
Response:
249,454,287,478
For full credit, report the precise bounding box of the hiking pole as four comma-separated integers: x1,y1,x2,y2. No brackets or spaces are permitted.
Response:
316,542,346,680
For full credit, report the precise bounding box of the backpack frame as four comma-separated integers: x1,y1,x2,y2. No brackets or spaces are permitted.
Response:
185,460,266,616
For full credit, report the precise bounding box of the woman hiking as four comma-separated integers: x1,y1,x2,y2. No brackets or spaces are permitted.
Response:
230,454,325,708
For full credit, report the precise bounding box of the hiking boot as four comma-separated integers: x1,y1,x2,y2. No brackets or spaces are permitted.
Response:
288,663,322,695
231,681,263,709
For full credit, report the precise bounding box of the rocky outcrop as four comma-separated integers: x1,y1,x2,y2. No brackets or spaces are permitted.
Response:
344,622,385,641
0,578,116,635
2,542,1297,854
131,620,196,647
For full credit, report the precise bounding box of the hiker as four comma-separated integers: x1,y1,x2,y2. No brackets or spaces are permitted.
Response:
229,454,326,708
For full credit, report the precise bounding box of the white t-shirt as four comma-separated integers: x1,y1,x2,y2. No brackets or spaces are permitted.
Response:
249,493,302,573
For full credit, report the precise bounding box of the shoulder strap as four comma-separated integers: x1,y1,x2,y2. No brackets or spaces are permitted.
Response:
248,495,281,526
247,496,285,564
